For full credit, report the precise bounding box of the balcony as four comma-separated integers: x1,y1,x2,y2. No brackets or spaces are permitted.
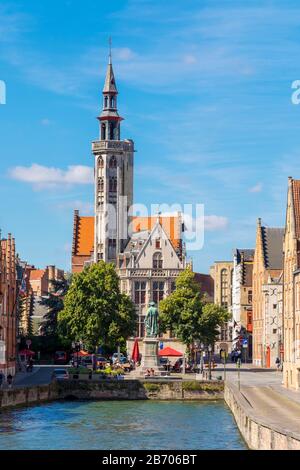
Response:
118,268,183,279
92,140,134,153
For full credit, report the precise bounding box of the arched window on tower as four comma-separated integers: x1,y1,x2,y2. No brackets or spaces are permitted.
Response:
98,156,104,169
101,123,106,140
104,96,108,108
109,122,115,140
98,177,104,192
110,96,115,108
109,156,117,168
153,252,163,269
109,176,117,193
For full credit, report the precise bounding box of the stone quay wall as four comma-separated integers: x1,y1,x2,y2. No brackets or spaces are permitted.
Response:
56,379,224,401
224,383,300,450
0,380,224,409
0,383,59,409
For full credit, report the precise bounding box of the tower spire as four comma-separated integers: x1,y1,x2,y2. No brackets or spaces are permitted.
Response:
98,44,123,141
108,37,112,65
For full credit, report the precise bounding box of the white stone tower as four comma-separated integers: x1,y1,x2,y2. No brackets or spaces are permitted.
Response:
92,51,134,264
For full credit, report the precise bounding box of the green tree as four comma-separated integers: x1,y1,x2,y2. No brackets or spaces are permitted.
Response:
58,262,136,352
159,268,229,348
39,277,69,337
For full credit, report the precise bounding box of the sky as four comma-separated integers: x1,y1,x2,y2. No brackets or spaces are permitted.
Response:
1,0,300,273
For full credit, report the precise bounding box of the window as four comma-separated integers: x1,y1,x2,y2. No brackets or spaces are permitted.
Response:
98,156,104,168
248,290,252,304
109,176,117,192
104,96,108,108
171,281,176,292
155,239,161,249
101,123,106,140
110,96,115,108
153,252,163,269
134,282,146,305
109,122,115,140
273,304,277,309
221,269,228,307
98,177,104,192
109,156,117,168
153,281,164,304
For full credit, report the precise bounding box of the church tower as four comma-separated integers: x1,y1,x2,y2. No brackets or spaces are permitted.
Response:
92,51,134,264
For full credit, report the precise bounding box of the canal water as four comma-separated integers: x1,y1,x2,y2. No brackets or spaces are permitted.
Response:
0,400,246,450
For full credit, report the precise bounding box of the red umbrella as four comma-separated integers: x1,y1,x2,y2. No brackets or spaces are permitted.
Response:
158,346,183,357
72,350,89,357
19,349,35,357
131,339,140,362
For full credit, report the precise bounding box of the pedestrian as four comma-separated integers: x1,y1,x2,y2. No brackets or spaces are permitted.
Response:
7,374,13,389
0,370,3,389
275,357,281,371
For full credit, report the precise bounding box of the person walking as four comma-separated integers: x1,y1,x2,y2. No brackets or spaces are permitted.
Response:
0,370,4,389
275,357,281,371
7,373,13,389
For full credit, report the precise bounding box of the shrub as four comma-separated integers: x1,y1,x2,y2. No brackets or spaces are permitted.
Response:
144,383,160,392
182,381,223,392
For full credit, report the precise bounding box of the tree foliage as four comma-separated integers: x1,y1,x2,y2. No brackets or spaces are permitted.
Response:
159,268,229,347
58,262,136,352
39,277,69,337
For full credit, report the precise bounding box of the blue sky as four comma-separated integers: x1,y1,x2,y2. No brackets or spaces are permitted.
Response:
1,0,300,273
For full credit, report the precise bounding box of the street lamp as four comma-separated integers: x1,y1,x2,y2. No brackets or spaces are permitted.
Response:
72,341,81,369
200,342,204,374
208,344,213,380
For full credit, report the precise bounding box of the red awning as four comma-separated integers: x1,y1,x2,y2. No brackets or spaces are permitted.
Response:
131,338,140,362
19,349,35,357
158,346,183,357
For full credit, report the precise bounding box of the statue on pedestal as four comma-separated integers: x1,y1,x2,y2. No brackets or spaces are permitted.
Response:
145,301,159,338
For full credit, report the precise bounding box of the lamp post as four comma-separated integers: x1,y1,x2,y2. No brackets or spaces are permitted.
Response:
200,342,204,375
72,341,81,369
208,344,212,380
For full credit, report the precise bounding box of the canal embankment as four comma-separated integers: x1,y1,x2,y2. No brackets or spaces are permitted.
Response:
0,379,224,409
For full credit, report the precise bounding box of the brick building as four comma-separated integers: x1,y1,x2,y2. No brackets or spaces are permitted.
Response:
252,218,284,367
0,233,17,376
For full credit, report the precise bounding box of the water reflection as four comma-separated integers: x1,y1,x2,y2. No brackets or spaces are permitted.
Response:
0,400,246,450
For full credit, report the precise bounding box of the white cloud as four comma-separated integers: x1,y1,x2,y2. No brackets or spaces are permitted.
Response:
9,163,94,189
249,182,263,193
41,118,51,126
162,211,228,232
57,200,94,215
183,54,197,64
204,215,228,231
114,47,136,61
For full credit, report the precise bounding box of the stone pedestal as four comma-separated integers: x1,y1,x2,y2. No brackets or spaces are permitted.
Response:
141,337,160,372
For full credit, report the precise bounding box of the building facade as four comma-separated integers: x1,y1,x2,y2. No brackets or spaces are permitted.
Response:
0,233,17,376
252,218,284,367
231,249,254,359
210,261,233,353
283,177,300,389
262,276,283,368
